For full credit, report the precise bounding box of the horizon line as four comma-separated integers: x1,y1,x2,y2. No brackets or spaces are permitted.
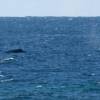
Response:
0,16,100,18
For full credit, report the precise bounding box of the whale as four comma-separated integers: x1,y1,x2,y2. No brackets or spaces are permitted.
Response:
5,49,26,53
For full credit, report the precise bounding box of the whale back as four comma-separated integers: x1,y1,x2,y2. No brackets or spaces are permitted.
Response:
5,49,26,53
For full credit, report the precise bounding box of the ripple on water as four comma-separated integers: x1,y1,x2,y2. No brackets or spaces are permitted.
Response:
0,78,14,83
36,85,43,88
0,74,5,77
0,71,14,83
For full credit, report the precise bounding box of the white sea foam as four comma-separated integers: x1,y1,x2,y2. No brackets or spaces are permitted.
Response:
97,81,100,84
0,78,13,83
87,54,92,57
3,57,14,61
36,85,43,88
0,57,14,63
91,73,96,76
0,75,4,77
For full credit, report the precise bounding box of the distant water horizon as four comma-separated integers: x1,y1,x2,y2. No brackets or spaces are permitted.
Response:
0,16,100,18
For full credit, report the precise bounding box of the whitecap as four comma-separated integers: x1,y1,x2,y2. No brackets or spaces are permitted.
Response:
97,82,100,84
0,57,14,63
3,57,14,61
0,78,13,83
87,54,92,57
36,85,43,88
91,73,96,76
0,75,4,77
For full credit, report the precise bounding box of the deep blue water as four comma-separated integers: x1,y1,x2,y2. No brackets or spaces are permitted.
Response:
0,17,100,100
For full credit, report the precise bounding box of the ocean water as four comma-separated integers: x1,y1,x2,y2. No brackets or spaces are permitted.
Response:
0,17,100,100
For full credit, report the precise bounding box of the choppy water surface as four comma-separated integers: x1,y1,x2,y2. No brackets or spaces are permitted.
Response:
0,17,100,100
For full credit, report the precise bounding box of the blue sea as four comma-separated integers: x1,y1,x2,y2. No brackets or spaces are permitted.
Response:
0,17,100,100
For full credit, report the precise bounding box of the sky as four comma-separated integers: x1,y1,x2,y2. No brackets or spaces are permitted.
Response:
0,0,99,16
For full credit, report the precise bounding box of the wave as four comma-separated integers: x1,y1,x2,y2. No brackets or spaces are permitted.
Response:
0,57,15,64
0,78,14,83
